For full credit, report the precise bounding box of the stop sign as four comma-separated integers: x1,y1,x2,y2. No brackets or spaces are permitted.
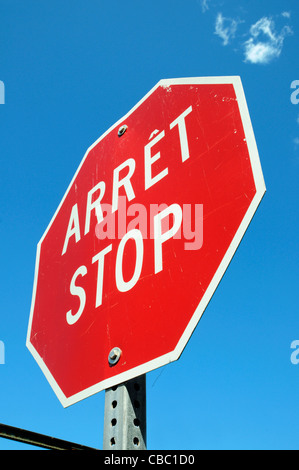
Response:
26,77,265,407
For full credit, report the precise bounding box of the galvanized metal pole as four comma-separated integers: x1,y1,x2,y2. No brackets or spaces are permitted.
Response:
103,374,146,450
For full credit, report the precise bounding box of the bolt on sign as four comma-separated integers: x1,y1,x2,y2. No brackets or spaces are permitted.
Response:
26,77,265,407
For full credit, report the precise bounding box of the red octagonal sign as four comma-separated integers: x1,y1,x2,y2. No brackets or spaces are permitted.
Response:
27,77,265,407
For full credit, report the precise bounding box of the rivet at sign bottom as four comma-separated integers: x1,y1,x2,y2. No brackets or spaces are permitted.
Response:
108,347,122,366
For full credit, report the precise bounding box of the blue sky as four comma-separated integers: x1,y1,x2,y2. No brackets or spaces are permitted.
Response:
0,0,299,450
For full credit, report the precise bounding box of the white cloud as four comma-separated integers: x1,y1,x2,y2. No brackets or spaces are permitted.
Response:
200,0,210,13
282,11,291,19
215,12,240,46
243,17,293,64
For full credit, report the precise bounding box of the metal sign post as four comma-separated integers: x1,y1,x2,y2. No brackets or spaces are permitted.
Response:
103,375,146,450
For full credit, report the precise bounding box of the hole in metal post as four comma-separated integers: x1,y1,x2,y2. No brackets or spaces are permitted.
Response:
112,400,117,409
133,437,140,447
110,437,116,447
111,418,117,427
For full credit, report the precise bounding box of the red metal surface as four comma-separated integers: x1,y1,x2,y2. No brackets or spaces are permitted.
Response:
27,79,264,405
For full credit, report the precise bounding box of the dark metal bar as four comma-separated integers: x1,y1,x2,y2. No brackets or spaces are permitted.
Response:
0,423,98,450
